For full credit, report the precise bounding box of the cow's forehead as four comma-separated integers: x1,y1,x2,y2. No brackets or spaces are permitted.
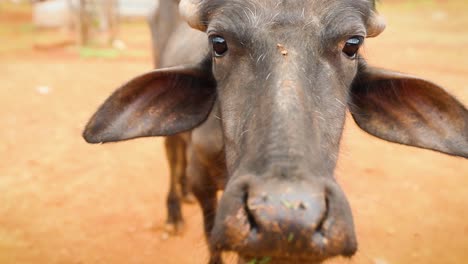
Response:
201,0,375,30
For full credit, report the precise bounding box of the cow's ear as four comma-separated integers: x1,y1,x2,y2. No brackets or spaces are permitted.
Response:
83,62,216,144
349,65,468,158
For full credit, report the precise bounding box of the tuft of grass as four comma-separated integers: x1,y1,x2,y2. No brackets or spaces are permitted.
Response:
247,256,272,264
247,259,257,264
79,47,120,59
259,257,272,264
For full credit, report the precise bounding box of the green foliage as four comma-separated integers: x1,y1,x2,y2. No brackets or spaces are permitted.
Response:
79,47,120,59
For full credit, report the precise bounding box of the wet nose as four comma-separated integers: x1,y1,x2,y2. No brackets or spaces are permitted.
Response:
245,183,333,255
212,179,357,262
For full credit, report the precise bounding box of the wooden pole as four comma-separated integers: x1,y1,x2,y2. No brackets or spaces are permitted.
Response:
79,0,88,45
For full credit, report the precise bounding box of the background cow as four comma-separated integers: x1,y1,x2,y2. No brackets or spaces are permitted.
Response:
147,0,197,234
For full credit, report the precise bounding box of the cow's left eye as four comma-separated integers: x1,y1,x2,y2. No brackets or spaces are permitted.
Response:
342,36,364,59
211,36,228,57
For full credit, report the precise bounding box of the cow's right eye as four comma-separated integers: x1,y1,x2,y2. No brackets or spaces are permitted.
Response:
342,36,364,59
211,36,228,57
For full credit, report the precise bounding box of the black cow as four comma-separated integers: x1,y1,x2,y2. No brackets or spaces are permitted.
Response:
84,0,468,263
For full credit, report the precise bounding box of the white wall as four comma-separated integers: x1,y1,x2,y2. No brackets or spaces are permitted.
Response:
32,0,159,28
118,0,158,17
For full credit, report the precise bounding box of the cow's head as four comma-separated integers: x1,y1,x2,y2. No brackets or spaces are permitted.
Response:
83,0,468,262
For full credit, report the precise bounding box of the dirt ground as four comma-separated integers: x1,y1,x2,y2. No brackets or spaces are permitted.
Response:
1,1,467,264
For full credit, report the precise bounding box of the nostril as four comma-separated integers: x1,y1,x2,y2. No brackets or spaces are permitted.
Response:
298,201,307,210
310,196,330,251
243,192,259,232
315,196,330,236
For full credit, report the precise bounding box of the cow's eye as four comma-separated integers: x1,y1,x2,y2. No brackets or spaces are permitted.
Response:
342,36,364,59
211,36,228,57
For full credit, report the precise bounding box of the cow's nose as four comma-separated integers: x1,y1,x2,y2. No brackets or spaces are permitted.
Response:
211,178,357,262
246,185,328,246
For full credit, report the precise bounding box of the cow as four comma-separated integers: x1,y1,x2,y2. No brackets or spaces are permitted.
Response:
147,0,193,234
83,0,468,263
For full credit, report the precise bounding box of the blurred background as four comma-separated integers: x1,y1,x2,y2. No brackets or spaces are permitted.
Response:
0,0,467,263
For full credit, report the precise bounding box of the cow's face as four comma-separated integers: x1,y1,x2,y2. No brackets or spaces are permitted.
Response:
83,0,468,263
194,0,380,261
205,0,373,172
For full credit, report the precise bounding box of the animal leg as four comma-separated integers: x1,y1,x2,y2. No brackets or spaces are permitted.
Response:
188,153,222,264
164,135,185,234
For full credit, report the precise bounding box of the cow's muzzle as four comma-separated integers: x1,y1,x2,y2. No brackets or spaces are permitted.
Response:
210,176,357,263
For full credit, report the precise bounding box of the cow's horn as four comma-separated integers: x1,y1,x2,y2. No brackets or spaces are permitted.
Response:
179,0,206,31
367,12,386,37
